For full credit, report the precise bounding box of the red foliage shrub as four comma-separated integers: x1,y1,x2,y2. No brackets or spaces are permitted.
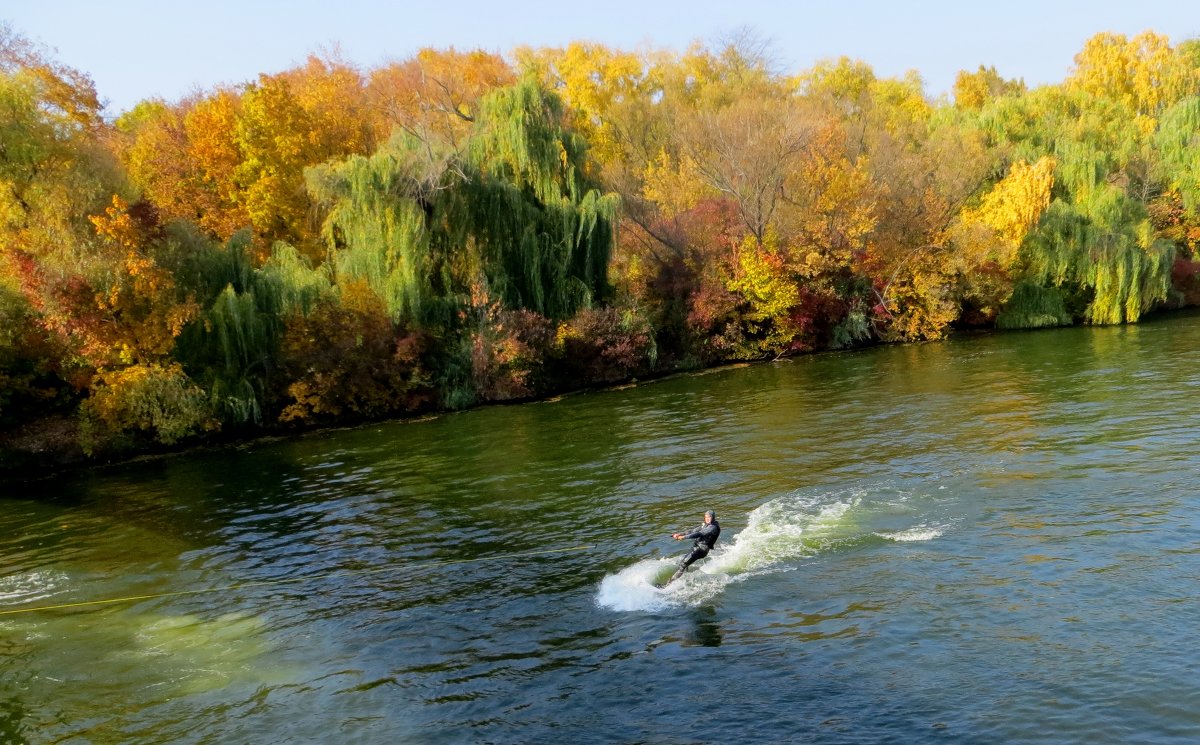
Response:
686,281,744,361
784,287,849,353
278,283,432,424
554,307,656,386
1171,256,1200,307
471,308,556,402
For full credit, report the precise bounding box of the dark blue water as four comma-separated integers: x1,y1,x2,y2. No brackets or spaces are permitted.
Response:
4,315,1200,744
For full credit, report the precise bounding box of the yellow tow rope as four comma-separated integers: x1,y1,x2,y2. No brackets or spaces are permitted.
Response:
0,544,594,617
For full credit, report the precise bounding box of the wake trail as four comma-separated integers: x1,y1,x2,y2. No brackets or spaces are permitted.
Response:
597,482,954,612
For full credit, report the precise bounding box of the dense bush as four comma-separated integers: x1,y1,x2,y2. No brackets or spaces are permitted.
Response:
1170,257,1200,306
78,363,216,454
471,306,556,402
554,307,657,385
278,283,431,424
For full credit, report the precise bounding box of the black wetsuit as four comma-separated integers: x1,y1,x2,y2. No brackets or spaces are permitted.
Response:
675,520,720,574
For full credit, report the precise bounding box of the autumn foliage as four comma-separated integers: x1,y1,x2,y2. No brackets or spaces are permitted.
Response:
279,282,430,424
3,23,1200,460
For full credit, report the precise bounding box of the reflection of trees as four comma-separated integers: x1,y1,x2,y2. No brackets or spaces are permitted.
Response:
681,606,724,648
4,443,333,603
0,695,29,745
18,445,298,548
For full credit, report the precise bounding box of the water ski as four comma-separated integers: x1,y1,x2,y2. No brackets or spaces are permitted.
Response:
654,566,684,589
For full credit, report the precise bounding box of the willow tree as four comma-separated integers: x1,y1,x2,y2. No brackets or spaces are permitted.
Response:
976,74,1177,327
462,77,617,316
172,231,332,425
308,76,618,326
1154,97,1200,214
306,135,436,323
1013,190,1173,325
1148,96,1200,253
987,99,1174,326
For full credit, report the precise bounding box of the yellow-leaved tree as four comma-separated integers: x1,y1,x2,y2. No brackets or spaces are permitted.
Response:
951,156,1056,321
1067,31,1199,120
953,65,1026,110
368,47,515,151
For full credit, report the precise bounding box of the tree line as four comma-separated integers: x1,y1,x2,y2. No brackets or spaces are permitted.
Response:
2,25,1199,459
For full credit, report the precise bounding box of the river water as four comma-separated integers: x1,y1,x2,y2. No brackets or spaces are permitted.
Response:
4,314,1200,744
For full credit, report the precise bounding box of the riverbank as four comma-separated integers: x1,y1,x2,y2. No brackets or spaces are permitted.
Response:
6,301,1197,484
0,355,757,483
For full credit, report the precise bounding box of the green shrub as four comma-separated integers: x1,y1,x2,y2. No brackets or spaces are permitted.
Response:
79,363,216,454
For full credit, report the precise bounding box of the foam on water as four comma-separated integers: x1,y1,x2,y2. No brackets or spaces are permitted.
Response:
597,484,950,612
595,557,679,612
0,569,70,605
876,525,944,542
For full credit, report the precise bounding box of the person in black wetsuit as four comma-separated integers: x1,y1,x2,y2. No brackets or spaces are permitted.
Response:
666,509,720,585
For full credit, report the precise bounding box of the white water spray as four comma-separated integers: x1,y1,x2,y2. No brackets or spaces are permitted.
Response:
597,485,950,612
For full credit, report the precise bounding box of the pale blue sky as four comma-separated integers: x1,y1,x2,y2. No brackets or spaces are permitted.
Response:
5,1,1200,114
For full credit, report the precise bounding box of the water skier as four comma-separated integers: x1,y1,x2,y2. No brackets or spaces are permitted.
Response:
664,509,720,586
